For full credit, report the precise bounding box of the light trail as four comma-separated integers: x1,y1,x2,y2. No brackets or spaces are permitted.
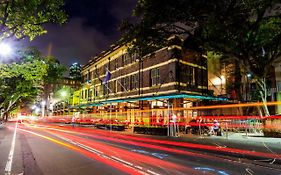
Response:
17,127,148,175
21,124,216,174
44,129,200,174
22,123,281,164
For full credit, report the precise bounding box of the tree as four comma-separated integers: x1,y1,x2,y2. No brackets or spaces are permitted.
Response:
120,0,281,116
42,55,67,116
0,0,67,41
0,58,47,120
0,47,66,120
19,47,67,116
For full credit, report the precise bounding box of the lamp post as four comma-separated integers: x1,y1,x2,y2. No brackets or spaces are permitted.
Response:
41,101,46,117
246,73,251,101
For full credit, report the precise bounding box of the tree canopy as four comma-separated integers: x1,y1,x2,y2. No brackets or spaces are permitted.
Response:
0,47,66,120
0,0,67,41
0,56,47,119
121,0,281,115
121,0,281,78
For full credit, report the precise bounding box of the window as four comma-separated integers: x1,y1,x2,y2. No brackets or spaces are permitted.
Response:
104,82,111,95
131,74,139,90
121,78,125,92
114,59,118,70
122,53,131,66
121,77,130,92
131,53,138,62
150,68,160,86
88,90,92,101
111,80,116,93
94,86,99,97
125,76,130,91
84,89,88,99
184,66,195,85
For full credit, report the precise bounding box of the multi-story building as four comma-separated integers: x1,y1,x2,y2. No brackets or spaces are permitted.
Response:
69,62,82,80
77,37,225,117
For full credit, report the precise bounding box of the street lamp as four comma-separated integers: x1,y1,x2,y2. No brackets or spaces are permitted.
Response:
0,43,11,56
61,91,67,97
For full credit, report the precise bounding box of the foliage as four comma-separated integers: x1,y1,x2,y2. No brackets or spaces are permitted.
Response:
0,47,66,120
43,56,66,85
0,0,67,41
207,51,222,76
19,47,67,85
0,57,47,119
121,0,281,70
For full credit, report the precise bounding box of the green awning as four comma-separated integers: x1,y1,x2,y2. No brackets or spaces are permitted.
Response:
77,93,228,108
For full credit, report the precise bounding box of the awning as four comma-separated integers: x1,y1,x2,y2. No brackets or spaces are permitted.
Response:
77,93,228,108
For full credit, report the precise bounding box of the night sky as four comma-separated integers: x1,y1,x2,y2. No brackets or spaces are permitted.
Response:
26,0,136,67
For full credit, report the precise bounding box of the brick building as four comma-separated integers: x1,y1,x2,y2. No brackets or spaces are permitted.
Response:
77,37,225,116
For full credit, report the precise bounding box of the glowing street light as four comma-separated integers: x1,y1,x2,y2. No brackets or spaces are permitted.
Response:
0,43,12,56
61,91,67,97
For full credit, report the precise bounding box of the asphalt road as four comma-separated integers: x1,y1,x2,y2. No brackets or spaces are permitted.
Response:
0,122,281,175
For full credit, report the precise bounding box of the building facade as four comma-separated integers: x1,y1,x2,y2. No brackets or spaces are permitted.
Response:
69,62,82,80
76,37,224,116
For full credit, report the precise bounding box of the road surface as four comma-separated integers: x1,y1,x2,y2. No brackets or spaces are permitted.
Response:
0,122,280,175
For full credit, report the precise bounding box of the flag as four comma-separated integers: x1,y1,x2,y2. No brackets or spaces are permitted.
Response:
104,69,111,84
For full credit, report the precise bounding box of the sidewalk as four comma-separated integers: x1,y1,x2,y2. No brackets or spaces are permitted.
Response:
205,132,281,144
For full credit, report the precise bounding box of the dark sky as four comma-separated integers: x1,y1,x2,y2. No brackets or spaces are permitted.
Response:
26,0,136,67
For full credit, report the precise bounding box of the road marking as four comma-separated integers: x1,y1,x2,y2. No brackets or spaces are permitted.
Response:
194,167,230,175
55,134,104,155
5,122,18,175
111,156,133,166
245,168,254,175
262,141,280,164
54,135,157,175
131,149,169,159
147,170,161,175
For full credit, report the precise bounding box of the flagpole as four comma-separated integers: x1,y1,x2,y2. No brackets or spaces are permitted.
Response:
105,66,129,93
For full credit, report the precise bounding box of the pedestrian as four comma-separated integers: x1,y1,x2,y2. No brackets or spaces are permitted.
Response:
71,116,75,128
158,114,164,126
213,120,220,136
